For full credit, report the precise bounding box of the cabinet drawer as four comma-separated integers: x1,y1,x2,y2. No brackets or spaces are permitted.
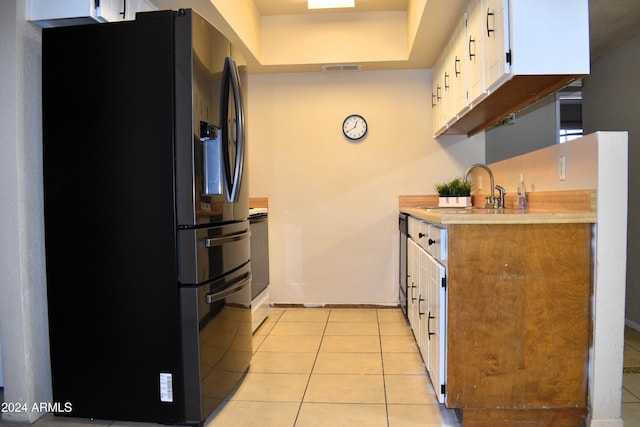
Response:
417,222,430,249
408,217,421,242
428,225,447,264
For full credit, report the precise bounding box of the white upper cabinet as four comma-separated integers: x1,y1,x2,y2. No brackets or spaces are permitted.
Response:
483,0,510,91
466,0,485,106
441,38,455,128
431,53,445,135
451,15,469,119
434,0,589,137
28,0,157,27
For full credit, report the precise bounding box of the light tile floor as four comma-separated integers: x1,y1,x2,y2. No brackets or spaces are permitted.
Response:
207,307,459,427
1,309,638,426
623,327,640,427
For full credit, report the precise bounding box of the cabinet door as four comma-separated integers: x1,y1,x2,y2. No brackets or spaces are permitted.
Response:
427,252,447,403
441,40,455,127
432,54,445,135
452,14,469,118
98,0,126,22
29,0,128,23
418,248,429,365
407,239,420,337
484,0,510,91
466,0,485,105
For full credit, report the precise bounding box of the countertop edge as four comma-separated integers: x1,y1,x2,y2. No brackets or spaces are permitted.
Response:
401,207,597,225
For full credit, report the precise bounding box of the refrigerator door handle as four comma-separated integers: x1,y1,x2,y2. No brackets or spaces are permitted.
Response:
221,56,245,203
203,229,250,248
205,272,252,304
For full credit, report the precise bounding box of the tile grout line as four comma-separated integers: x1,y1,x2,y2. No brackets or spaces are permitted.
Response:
376,309,392,427
291,308,330,427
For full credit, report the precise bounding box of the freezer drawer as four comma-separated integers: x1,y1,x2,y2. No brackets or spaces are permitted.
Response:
178,220,251,285
180,262,252,423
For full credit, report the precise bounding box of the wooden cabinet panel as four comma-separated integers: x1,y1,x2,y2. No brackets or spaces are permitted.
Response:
446,223,591,423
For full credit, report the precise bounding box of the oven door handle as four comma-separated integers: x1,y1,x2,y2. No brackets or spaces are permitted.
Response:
205,272,252,304
204,230,250,247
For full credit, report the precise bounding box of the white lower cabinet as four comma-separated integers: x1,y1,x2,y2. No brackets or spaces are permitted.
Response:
407,238,421,337
407,219,447,403
425,249,446,403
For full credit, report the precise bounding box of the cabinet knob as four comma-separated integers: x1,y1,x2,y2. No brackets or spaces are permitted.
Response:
428,238,437,246
419,232,427,238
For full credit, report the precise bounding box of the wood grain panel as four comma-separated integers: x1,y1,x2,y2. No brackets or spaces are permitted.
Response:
503,190,595,212
400,190,596,212
399,195,440,208
461,408,587,427
446,224,591,416
249,197,268,209
440,75,582,137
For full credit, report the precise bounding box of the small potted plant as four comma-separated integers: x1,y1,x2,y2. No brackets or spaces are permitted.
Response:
434,177,473,207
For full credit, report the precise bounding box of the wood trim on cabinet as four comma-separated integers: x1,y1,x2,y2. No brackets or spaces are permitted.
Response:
439,74,584,137
400,189,596,213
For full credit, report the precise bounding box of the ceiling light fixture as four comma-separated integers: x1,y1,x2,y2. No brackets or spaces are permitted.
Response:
308,0,355,10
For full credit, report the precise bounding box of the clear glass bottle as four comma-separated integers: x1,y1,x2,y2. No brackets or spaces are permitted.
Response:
517,173,527,211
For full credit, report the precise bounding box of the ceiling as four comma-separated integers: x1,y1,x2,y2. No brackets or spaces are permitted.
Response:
253,0,640,62
588,0,640,60
152,0,640,72
254,0,409,16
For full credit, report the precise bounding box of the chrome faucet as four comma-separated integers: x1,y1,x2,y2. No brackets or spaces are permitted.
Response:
464,163,505,208
495,185,506,209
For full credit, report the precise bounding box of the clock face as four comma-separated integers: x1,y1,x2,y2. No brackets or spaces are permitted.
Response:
342,114,368,141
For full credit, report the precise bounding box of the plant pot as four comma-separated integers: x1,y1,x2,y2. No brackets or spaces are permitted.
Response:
438,196,472,208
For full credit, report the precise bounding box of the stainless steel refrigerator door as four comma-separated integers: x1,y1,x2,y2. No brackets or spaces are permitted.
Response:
174,9,236,226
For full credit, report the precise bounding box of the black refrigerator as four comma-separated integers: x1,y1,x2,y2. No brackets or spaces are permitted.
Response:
42,9,251,426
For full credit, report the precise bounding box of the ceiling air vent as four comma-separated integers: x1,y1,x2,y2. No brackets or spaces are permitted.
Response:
322,64,361,72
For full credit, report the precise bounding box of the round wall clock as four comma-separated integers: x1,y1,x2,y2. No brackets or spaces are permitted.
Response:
342,114,368,141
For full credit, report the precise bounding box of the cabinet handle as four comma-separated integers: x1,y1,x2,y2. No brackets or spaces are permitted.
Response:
120,0,127,19
436,85,442,101
486,8,494,37
428,238,437,246
469,37,476,60
455,56,461,77
431,93,436,108
411,283,416,301
419,232,426,238
427,311,436,340
444,72,450,90
418,295,425,318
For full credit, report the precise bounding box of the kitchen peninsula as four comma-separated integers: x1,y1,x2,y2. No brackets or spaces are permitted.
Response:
399,132,628,426
402,203,594,425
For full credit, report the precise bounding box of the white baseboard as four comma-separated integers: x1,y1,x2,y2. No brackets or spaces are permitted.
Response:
626,318,640,332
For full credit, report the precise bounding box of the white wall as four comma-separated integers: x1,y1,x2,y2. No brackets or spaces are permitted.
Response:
0,0,52,422
485,93,559,164
582,32,640,329
247,69,485,305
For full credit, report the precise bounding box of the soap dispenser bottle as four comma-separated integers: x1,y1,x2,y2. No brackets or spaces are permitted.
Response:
517,173,527,211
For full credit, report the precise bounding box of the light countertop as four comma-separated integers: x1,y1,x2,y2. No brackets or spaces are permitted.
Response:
401,206,596,225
